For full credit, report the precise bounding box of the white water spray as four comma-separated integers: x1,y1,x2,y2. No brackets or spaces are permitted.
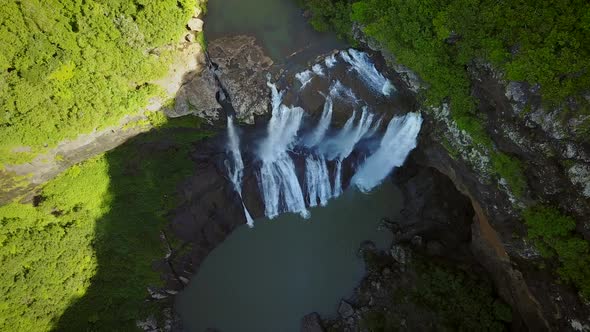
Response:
341,49,395,96
226,116,255,227
227,55,420,221
303,95,333,148
257,81,309,219
325,54,337,68
351,113,423,192
295,70,314,90
312,64,325,76
305,154,332,207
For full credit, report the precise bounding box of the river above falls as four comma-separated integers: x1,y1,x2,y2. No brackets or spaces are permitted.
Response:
176,181,401,332
204,0,346,65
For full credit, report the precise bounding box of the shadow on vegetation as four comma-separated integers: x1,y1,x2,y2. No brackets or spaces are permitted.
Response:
52,116,212,331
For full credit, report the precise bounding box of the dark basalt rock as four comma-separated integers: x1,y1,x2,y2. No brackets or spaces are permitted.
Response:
208,35,274,124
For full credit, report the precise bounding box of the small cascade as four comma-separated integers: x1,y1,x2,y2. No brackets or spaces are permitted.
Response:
224,50,421,223
259,83,305,161
364,115,383,139
325,54,337,68
351,112,423,192
226,116,255,227
295,70,314,90
259,158,309,219
303,95,333,148
322,107,375,161
257,81,309,219
329,80,358,103
312,64,325,76
305,155,332,207
333,159,343,197
340,49,395,96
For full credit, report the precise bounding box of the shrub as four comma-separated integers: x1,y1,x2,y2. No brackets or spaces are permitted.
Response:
0,0,200,165
524,205,590,300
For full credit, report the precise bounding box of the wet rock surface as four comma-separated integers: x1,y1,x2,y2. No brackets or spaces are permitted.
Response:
301,312,324,332
208,35,274,124
309,164,512,331
353,23,590,329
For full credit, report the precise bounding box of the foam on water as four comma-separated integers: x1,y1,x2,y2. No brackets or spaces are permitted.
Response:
225,53,419,221
340,49,395,96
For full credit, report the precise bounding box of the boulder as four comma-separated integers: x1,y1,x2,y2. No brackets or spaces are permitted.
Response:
187,18,204,32
208,35,274,123
167,68,221,121
193,6,202,18
337,300,354,319
301,312,324,332
185,32,195,43
390,245,409,265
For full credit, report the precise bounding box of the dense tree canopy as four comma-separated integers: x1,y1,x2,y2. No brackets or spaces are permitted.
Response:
0,116,209,331
0,0,198,165
302,0,590,138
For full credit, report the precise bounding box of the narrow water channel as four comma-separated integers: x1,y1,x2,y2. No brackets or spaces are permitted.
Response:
176,182,401,332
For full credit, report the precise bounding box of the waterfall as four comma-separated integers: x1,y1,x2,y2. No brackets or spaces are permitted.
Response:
226,52,420,222
259,158,309,219
351,112,423,192
258,82,305,161
364,115,383,139
312,64,325,76
303,95,333,148
322,107,375,161
257,81,309,219
226,116,255,227
329,80,358,103
325,54,337,68
295,70,314,90
305,155,332,207
340,49,395,96
333,160,343,197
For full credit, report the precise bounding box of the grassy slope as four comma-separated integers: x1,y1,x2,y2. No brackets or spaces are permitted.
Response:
0,0,200,166
0,116,210,331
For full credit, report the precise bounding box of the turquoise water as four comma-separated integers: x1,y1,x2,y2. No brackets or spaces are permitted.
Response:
176,181,401,332
204,0,346,64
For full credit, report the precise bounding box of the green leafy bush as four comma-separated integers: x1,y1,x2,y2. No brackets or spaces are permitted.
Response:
0,0,199,165
301,0,590,141
524,205,590,300
413,263,511,331
0,117,210,331
491,152,527,197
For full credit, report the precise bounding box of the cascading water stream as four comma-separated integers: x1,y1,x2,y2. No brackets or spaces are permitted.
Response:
303,95,333,148
257,81,309,219
224,49,422,224
351,112,423,191
295,70,314,90
226,116,255,227
340,48,395,96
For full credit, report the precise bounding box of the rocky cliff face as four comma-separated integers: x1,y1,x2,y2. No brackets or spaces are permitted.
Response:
355,28,590,331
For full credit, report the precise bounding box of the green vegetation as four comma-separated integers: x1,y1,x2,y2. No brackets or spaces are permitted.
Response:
0,0,201,166
0,116,210,331
524,205,590,300
491,152,527,197
300,0,590,196
360,252,511,332
302,0,590,113
411,262,512,331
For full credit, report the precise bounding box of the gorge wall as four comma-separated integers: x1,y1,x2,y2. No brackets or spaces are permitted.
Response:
352,27,590,331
